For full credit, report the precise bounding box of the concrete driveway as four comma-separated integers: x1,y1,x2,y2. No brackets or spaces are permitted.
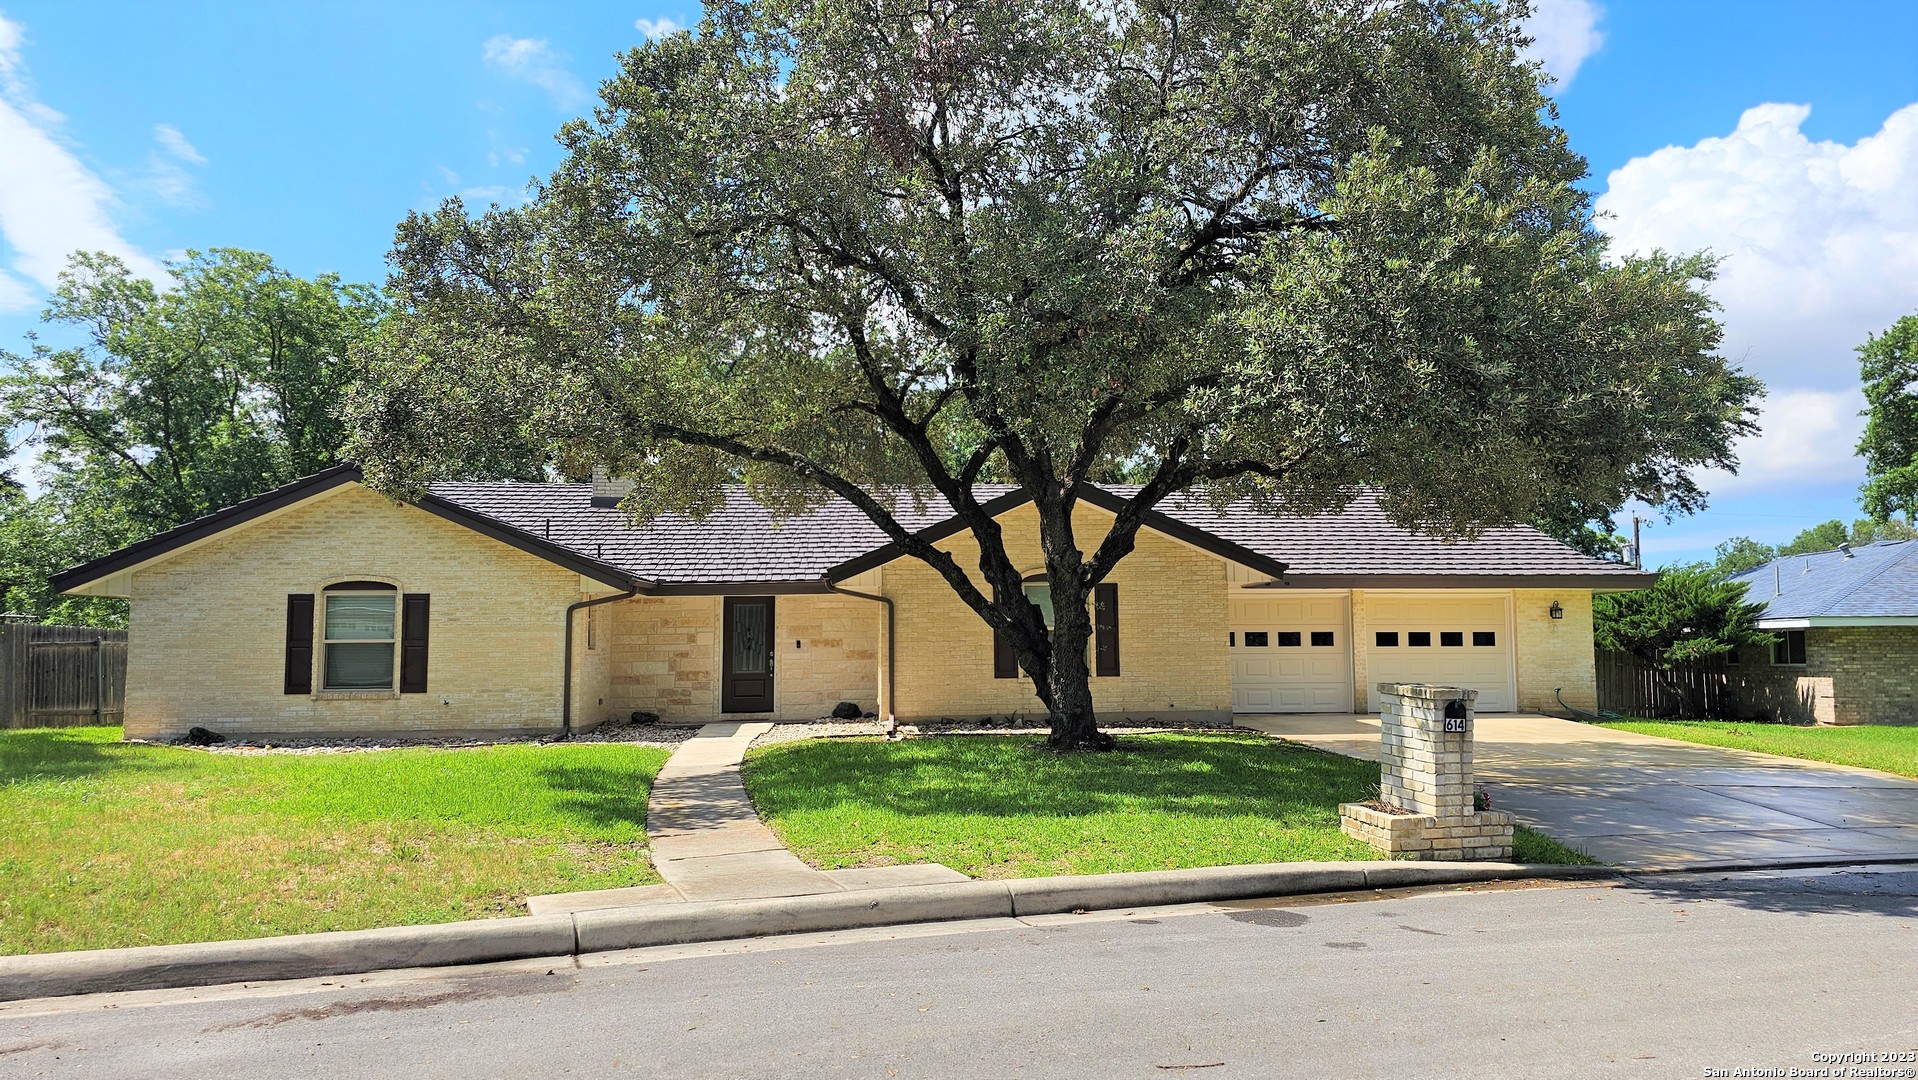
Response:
1239,713,1918,869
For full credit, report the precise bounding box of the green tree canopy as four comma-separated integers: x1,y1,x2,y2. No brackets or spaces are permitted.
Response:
1713,517,1918,577
1859,313,1918,522
0,249,384,622
350,0,1761,749
1594,565,1773,669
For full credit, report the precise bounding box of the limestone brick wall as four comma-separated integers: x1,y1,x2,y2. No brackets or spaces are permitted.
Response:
1513,589,1597,713
606,595,722,719
880,503,1231,723
124,484,588,740
603,593,880,722
1730,627,1918,725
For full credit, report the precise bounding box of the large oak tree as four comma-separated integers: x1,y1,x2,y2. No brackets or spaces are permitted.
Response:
350,0,1760,750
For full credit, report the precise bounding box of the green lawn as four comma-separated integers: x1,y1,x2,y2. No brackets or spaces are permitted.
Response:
742,732,1593,877
0,726,670,955
1599,719,1918,779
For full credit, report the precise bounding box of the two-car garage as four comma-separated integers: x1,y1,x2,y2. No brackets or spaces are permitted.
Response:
1230,590,1517,714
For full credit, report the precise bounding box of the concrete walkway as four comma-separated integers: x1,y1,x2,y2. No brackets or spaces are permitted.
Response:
644,722,845,902
532,722,969,914
1240,713,1918,870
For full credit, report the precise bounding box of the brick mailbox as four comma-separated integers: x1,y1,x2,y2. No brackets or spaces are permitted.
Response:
1339,682,1514,860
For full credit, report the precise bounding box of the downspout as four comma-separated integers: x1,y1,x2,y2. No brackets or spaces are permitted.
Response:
562,586,639,738
827,581,894,722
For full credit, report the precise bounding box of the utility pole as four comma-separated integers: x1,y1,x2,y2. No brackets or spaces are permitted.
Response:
1631,514,1645,569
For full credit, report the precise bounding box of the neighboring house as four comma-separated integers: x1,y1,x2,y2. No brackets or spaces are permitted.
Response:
1728,541,1918,725
50,466,1648,741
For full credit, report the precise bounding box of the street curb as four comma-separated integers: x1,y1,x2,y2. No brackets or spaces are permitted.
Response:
0,914,578,1005
0,861,1612,1003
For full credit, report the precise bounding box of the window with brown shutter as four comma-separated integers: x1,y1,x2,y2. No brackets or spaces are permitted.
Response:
1094,583,1119,677
284,594,315,695
993,628,1018,679
400,594,430,693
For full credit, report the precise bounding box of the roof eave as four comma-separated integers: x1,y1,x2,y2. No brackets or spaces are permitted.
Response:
1247,572,1656,590
50,466,646,597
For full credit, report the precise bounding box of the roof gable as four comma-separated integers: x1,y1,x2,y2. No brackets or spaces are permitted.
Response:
50,467,637,597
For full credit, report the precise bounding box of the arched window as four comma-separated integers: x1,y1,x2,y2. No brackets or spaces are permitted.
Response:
322,581,398,690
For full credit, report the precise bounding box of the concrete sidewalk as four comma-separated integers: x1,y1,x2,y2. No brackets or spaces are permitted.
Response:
1240,713,1918,869
644,722,844,902
532,721,968,914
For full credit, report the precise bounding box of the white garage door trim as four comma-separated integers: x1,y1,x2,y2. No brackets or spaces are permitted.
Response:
1229,591,1354,714
1363,591,1517,713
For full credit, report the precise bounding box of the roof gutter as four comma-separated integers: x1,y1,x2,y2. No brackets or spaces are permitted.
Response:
826,581,894,722
561,585,639,738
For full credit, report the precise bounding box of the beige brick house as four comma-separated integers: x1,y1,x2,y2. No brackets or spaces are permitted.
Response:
1726,542,1918,725
52,466,1649,740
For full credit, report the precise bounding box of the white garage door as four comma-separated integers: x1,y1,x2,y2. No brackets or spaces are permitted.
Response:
1365,594,1514,712
1230,593,1353,713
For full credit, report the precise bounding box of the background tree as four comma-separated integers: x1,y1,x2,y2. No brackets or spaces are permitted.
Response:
0,249,383,623
1711,516,1918,577
1711,535,1778,577
1593,565,1773,715
1859,313,1918,522
350,0,1760,750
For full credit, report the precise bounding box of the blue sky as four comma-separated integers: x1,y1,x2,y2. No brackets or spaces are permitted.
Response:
1,1,1915,567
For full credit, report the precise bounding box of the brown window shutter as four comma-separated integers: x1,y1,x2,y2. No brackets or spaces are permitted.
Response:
400,594,430,694
284,594,314,695
993,628,1018,679
1094,583,1120,677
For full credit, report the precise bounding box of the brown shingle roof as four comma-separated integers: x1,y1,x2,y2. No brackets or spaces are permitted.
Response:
426,481,1649,589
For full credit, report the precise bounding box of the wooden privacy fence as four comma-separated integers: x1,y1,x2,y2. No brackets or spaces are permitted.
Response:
0,622,128,729
1594,649,1733,719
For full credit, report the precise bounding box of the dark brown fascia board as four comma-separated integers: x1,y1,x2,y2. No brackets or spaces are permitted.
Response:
1246,572,1657,591
49,464,367,594
824,484,1292,583
647,580,838,596
50,464,645,596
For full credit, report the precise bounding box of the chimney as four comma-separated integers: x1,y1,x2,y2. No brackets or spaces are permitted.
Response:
590,466,635,508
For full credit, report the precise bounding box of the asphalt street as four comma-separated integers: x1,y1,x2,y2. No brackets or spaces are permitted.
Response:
3,867,1916,1079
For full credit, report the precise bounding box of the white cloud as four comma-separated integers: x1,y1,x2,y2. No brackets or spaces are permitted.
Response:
135,123,209,209
0,13,166,307
0,11,27,97
0,266,34,313
152,123,204,164
1693,388,1867,494
1596,102,1918,495
634,16,685,40
485,146,527,168
481,35,589,110
1522,0,1603,89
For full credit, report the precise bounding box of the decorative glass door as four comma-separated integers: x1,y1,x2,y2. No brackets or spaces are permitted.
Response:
721,597,775,712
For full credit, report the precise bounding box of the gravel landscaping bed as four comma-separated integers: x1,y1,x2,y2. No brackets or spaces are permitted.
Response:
149,719,697,755
751,720,887,747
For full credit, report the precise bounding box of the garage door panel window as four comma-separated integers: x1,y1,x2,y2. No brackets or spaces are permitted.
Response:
1407,631,1432,647
1276,631,1301,647
1473,631,1497,646
1244,631,1269,647
1440,631,1464,647
1375,631,1399,647
1311,631,1335,647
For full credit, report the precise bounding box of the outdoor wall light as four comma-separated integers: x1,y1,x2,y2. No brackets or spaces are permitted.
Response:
1548,601,1564,620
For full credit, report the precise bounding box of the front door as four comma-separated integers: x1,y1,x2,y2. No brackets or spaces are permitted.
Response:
721,596,775,713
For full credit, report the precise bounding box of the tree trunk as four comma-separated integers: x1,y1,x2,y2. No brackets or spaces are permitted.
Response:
1039,573,1115,752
